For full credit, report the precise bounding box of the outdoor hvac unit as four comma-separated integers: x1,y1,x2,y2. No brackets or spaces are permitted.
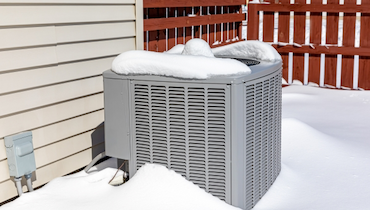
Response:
103,58,282,210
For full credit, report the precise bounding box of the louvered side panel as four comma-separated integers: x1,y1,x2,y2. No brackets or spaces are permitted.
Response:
260,79,271,198
132,82,229,202
134,84,151,169
168,86,187,177
151,85,168,166
244,70,282,210
188,87,207,190
245,84,255,210
253,82,263,206
276,72,282,177
206,88,227,201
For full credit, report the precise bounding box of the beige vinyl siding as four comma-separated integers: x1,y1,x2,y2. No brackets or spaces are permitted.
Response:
0,0,143,203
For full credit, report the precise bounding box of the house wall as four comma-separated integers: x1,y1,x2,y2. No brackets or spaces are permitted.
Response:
0,0,143,202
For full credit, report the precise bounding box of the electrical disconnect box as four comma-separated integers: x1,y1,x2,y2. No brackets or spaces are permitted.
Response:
4,131,36,178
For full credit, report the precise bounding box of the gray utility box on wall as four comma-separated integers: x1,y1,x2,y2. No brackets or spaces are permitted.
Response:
103,59,282,210
5,131,36,178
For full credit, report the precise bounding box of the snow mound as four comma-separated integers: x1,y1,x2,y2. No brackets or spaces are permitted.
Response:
253,85,370,210
2,163,240,210
181,38,214,57
112,50,251,79
165,44,185,54
123,163,240,210
212,40,282,62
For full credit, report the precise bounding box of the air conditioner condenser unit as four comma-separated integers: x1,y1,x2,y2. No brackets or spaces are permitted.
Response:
103,58,282,210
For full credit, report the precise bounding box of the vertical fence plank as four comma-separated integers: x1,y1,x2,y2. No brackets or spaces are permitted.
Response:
201,7,208,42
263,1,275,43
177,7,185,45
278,0,291,82
293,0,306,83
157,8,167,52
309,0,323,85
148,8,159,51
324,0,339,87
341,0,356,88
216,6,222,43
185,7,193,43
247,3,259,40
167,8,176,50
359,1,370,89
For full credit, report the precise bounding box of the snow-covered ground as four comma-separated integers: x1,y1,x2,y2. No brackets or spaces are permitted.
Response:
2,85,370,210
253,85,370,210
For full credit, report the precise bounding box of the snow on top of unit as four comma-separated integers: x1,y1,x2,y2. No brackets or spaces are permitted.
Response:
112,39,251,79
165,44,185,54
181,38,215,57
166,40,282,62
212,40,282,62
1,162,240,210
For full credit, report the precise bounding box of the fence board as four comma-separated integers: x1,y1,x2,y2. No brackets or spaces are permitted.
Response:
215,6,222,43
341,0,356,88
293,0,305,83
253,4,370,13
247,3,259,40
144,2,244,52
177,7,186,45
168,8,176,50
277,0,290,82
324,0,339,87
144,0,245,8
263,10,274,42
309,0,322,85
157,8,167,52
359,1,370,89
250,0,370,89
272,45,370,56
144,13,245,31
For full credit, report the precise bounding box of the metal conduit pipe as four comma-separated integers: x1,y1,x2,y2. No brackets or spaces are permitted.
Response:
84,151,106,173
25,173,34,192
14,177,23,196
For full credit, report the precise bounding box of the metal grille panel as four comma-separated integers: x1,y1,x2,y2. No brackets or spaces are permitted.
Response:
134,83,228,201
245,71,282,209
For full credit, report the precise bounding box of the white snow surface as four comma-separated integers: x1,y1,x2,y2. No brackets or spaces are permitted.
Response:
253,85,370,210
181,39,215,57
2,85,370,210
212,40,282,62
112,39,282,79
165,44,185,54
112,39,251,79
165,40,282,63
2,162,239,210
112,50,251,79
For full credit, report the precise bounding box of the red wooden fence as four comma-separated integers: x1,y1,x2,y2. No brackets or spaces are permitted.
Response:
248,0,370,90
143,0,246,52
